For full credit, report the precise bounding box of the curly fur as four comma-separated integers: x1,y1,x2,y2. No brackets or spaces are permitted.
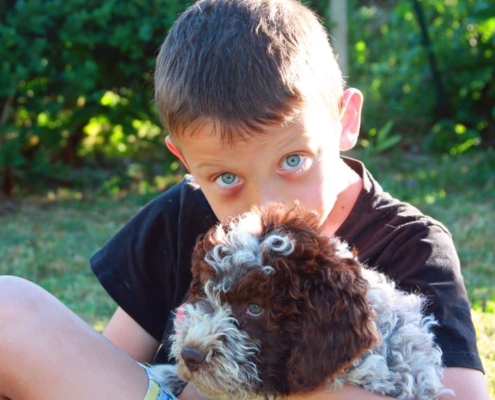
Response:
151,203,450,399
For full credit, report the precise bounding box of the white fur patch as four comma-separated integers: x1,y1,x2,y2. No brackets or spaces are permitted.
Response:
330,237,355,260
205,214,296,290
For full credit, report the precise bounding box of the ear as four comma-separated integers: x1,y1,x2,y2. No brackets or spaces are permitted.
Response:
188,236,209,300
339,88,363,151
286,257,378,392
165,135,191,173
188,229,220,301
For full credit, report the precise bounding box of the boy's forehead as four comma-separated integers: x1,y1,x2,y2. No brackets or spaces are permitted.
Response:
173,109,300,146
173,119,275,149
172,102,337,146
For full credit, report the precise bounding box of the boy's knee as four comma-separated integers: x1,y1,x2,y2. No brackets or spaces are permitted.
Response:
0,276,49,322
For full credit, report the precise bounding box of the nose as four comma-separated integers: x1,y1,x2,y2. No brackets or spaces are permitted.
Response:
181,347,206,372
246,181,281,208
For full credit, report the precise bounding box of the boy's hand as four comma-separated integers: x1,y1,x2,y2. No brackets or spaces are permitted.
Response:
177,383,392,399
178,383,211,400
103,307,159,363
286,385,392,399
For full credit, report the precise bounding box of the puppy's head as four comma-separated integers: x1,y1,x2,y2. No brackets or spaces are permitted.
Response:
184,203,378,396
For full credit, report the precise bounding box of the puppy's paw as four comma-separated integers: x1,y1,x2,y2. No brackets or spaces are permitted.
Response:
148,364,188,396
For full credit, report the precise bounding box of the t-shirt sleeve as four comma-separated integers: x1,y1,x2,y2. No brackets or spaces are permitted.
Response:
383,223,483,371
90,178,217,341
337,160,484,372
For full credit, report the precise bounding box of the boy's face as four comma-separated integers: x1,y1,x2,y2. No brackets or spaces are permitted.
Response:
167,89,362,230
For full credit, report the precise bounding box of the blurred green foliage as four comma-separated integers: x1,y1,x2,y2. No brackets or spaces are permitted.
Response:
349,0,494,154
1,0,494,196
0,0,190,195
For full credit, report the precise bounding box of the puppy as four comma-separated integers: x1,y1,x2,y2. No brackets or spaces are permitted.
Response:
152,203,449,399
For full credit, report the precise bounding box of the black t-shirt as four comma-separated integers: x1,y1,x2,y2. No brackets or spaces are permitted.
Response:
90,157,483,372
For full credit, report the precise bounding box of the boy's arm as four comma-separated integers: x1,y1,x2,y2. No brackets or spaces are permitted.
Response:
178,383,394,399
441,367,489,399
283,369,490,399
178,369,490,400
103,306,160,363
284,368,490,400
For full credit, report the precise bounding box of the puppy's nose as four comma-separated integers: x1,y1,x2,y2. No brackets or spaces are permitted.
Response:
181,347,206,372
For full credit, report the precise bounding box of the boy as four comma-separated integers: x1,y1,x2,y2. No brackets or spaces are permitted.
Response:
0,0,489,399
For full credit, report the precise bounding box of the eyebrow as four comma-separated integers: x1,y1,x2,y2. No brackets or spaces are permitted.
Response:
194,161,237,174
195,162,222,171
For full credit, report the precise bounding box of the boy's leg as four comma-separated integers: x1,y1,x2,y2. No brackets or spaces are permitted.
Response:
0,276,149,400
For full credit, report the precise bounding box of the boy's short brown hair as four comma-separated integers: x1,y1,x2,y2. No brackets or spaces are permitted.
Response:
154,0,344,141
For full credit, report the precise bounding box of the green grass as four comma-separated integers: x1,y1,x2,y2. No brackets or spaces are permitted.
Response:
0,192,157,330
0,150,494,395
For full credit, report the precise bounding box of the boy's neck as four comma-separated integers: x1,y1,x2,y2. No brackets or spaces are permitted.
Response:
321,161,363,236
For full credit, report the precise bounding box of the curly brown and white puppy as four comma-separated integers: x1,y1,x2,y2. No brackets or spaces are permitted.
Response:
152,204,449,400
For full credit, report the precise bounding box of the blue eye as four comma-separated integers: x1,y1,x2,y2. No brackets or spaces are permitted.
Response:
216,173,239,186
284,154,302,168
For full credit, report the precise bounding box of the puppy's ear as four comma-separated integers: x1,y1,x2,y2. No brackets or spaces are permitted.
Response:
286,255,379,393
188,232,217,301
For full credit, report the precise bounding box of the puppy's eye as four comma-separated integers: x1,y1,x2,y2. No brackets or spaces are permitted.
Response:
246,303,264,316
